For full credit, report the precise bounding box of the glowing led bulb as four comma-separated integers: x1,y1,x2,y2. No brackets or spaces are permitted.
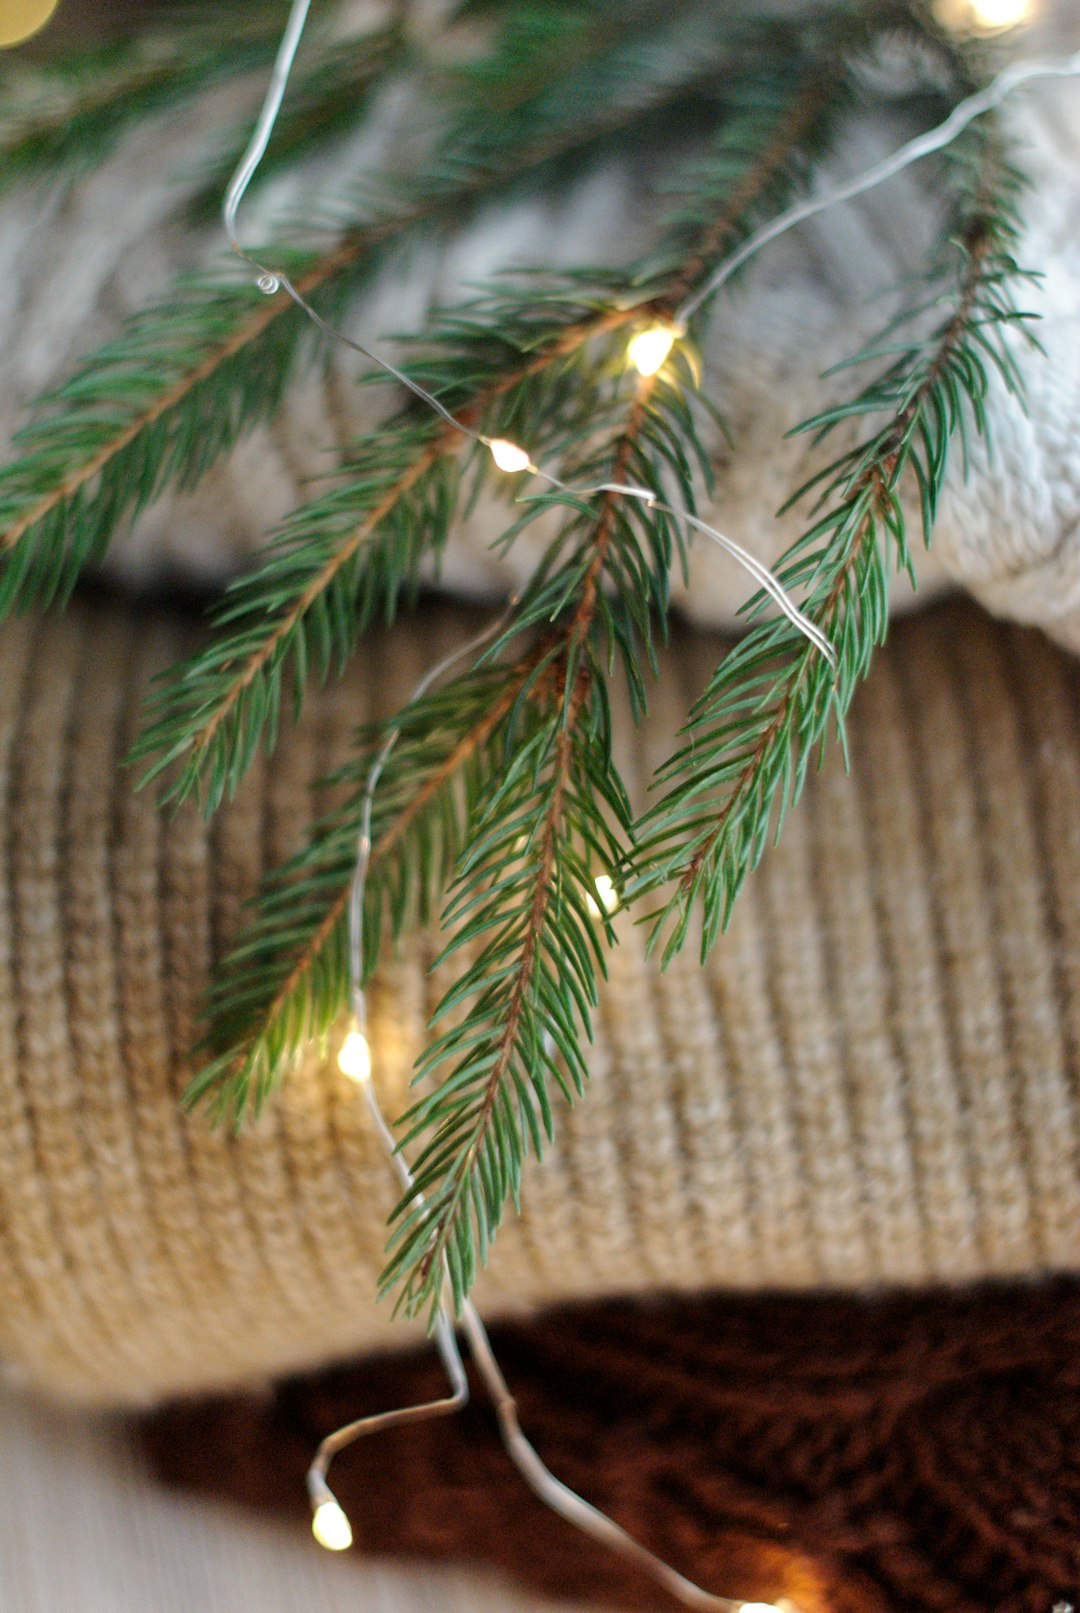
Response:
337,1028,372,1083
935,0,1033,28
627,323,681,377
312,1499,354,1551
586,874,619,917
488,438,533,474
968,0,1032,23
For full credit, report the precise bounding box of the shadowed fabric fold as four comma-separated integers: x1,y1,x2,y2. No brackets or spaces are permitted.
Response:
0,591,1079,1404
142,1281,1080,1613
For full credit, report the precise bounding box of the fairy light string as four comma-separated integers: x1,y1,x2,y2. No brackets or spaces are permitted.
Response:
222,0,844,665
223,0,1080,672
219,0,1080,1604
315,610,744,1610
675,43,1080,324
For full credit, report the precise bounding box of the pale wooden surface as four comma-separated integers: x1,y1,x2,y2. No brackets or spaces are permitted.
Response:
0,1386,585,1613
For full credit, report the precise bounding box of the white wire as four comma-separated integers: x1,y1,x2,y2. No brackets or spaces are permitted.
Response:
222,0,838,665
222,0,314,252
676,45,1080,322
324,612,741,1607
556,475,835,662
226,8,1080,1604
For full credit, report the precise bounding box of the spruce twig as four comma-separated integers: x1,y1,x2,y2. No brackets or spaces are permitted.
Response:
384,383,655,1316
0,3,1042,1320
627,130,1035,960
177,36,843,1183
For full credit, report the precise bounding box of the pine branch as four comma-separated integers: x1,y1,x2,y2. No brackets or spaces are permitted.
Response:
379,384,653,1317
383,658,630,1318
189,653,546,1120
136,34,846,812
0,243,351,613
626,128,1035,962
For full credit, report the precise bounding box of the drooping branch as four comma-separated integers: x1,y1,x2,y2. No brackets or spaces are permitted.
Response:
382,383,657,1316
630,131,1030,960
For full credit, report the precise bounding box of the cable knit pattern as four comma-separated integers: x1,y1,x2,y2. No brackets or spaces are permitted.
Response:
0,591,1078,1406
144,1282,1080,1613
1,5,1079,639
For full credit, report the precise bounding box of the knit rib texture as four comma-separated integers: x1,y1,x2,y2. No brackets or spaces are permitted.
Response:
0,591,1078,1405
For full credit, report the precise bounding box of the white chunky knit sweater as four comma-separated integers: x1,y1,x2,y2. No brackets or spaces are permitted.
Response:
1,2,1078,642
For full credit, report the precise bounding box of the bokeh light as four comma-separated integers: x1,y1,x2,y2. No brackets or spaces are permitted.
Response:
935,0,1035,32
0,0,62,49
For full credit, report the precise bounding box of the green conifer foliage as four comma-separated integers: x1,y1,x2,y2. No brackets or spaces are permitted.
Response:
0,0,1039,1316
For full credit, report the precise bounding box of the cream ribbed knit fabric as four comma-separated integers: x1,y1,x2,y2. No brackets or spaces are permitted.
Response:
2,5,1079,638
1,590,1078,1406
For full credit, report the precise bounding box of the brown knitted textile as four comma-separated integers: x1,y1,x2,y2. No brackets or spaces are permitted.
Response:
141,1281,1080,1613
1,590,1080,1403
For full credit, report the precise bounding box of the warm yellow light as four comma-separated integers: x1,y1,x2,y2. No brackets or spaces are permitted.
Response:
935,0,1033,29
627,323,681,377
0,0,61,47
586,874,619,917
969,0,1032,23
740,1605,785,1613
337,1028,372,1084
488,438,533,475
312,1499,354,1551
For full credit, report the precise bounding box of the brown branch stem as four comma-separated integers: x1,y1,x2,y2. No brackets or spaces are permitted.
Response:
676,214,996,903
183,307,637,769
412,378,657,1295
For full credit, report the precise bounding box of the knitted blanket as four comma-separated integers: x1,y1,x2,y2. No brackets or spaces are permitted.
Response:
142,1279,1080,1613
2,589,1079,1405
